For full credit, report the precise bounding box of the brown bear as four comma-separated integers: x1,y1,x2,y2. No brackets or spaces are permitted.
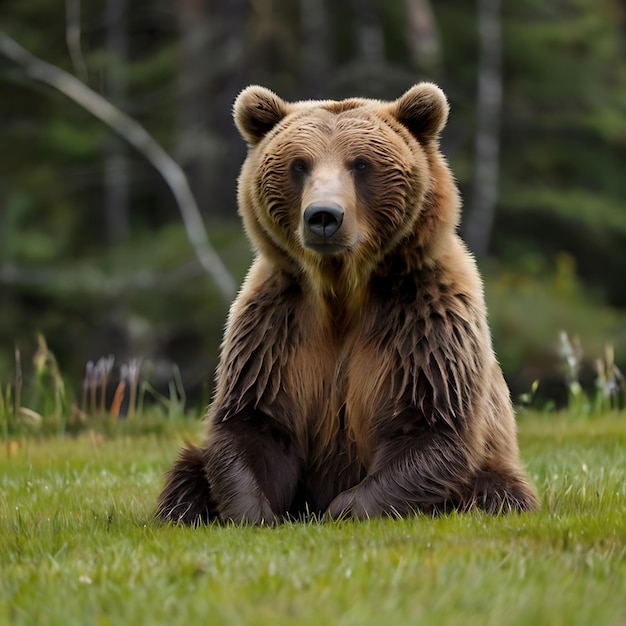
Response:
156,83,539,524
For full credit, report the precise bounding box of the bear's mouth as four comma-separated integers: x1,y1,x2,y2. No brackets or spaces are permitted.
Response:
303,241,349,255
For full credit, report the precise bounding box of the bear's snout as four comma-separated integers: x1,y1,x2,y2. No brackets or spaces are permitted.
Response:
303,202,345,251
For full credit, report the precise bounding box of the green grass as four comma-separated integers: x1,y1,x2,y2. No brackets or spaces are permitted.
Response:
1,413,626,626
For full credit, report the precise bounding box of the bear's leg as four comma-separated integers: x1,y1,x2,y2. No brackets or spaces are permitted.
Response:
326,427,537,519
204,411,301,525
326,428,471,519
156,444,217,525
465,466,540,514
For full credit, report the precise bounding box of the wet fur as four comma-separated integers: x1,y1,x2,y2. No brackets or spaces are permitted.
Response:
156,84,539,525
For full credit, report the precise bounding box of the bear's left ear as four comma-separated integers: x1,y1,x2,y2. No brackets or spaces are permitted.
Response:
233,85,288,146
390,83,449,143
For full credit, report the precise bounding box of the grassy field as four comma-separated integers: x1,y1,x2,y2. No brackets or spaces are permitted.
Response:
1,413,625,626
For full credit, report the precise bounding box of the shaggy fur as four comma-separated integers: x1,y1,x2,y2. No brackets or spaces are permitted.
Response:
156,83,539,525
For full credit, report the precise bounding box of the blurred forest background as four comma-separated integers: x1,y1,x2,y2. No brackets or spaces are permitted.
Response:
1,0,625,412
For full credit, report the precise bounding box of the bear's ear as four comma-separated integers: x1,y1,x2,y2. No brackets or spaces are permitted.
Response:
233,85,288,146
390,83,449,143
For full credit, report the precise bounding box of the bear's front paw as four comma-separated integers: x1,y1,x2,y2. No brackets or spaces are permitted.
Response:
218,490,279,525
326,491,354,520
326,487,380,520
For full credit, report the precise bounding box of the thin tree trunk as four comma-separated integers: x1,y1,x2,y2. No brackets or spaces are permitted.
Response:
177,0,247,218
65,0,88,82
405,0,440,68
300,0,330,97
209,0,248,217
463,0,502,257
177,0,212,216
353,0,385,66
0,31,237,302
346,0,385,96
104,0,130,243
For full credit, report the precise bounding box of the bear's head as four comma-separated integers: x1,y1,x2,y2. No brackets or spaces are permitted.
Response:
233,84,460,295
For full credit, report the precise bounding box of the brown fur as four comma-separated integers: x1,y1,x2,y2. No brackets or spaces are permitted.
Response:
156,83,539,525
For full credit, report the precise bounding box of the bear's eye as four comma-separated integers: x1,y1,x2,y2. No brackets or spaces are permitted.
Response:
353,158,369,173
291,159,309,175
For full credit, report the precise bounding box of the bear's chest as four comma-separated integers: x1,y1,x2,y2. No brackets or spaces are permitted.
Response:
279,320,389,466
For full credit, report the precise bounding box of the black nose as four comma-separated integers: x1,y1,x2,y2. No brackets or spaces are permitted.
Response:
303,203,344,239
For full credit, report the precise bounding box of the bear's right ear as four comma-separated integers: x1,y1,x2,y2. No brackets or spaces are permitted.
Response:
233,85,288,146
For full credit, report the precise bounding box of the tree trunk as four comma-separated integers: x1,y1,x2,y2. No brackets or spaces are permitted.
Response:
300,0,330,97
209,0,248,217
176,0,212,216
353,0,385,66
177,0,247,218
104,0,130,243
463,0,502,257
65,0,88,82
405,0,440,69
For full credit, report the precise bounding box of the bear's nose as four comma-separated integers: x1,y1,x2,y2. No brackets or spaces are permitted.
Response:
303,203,344,239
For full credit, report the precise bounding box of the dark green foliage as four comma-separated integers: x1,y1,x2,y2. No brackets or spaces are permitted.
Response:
497,0,626,305
1,0,625,404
